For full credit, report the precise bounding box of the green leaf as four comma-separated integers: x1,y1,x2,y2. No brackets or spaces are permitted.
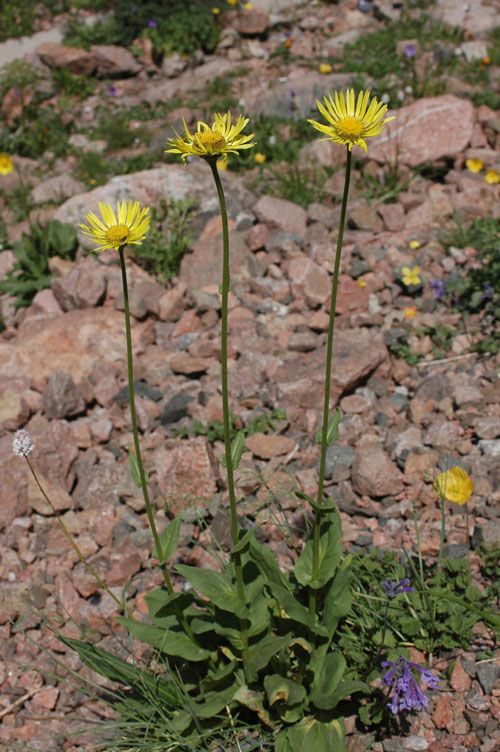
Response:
221,430,246,470
246,633,291,681
310,652,346,710
191,683,239,719
282,717,347,752
315,408,342,446
270,583,327,636
115,617,211,662
128,447,150,488
146,589,194,623
60,636,180,706
264,674,306,708
233,686,273,727
151,514,182,564
323,556,353,638
328,679,367,707
295,530,342,589
231,528,254,555
249,536,290,590
176,564,246,617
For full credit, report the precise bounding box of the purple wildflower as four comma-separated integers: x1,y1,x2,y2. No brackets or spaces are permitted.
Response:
108,84,118,97
381,578,414,598
481,283,494,302
283,30,292,39
403,43,417,59
147,19,158,28
430,278,445,300
357,0,373,13
382,657,439,714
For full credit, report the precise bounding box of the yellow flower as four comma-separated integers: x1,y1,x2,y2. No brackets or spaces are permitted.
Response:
434,467,473,505
80,199,151,252
485,168,500,185
401,265,421,286
403,306,417,318
409,239,421,250
211,7,221,14
356,278,367,288
244,1,252,7
482,55,491,65
465,158,484,174
319,63,333,75
255,152,266,164
227,0,239,4
307,89,395,153
0,153,14,176
165,111,255,163
217,158,228,171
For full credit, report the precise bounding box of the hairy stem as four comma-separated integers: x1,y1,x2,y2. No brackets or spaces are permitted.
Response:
309,148,352,618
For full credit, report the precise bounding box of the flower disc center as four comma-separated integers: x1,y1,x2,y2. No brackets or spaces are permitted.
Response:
336,116,364,139
197,131,227,153
106,224,131,245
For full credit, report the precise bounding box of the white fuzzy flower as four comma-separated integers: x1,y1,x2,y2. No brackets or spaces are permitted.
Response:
12,429,35,457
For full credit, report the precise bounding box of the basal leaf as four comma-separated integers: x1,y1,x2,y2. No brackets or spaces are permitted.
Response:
246,633,291,681
176,565,246,617
115,617,210,662
310,652,346,710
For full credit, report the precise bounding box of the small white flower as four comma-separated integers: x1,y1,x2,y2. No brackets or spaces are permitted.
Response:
381,92,390,104
12,429,35,457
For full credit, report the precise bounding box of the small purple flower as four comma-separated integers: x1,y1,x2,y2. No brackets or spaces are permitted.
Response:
382,657,439,714
430,278,445,300
108,84,118,97
147,19,158,29
381,578,414,598
403,43,417,59
283,30,292,39
481,283,494,302
357,0,373,13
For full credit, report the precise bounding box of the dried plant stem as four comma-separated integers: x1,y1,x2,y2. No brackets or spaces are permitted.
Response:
208,160,249,669
25,456,122,608
309,148,352,617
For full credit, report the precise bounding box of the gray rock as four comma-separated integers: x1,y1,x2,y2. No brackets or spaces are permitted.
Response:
472,521,500,549
160,393,194,426
476,662,499,696
352,443,405,497
42,370,85,419
325,444,354,480
114,380,163,406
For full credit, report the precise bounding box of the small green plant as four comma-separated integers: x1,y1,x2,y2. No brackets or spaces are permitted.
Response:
0,104,72,159
90,108,150,150
267,164,327,209
74,151,112,187
234,116,312,170
0,220,78,307
51,68,96,99
132,199,197,283
0,60,39,99
176,409,288,442
64,16,123,49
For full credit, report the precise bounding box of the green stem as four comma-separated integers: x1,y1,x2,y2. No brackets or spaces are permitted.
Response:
309,148,352,617
438,495,446,567
412,499,425,588
25,457,122,608
208,159,249,667
118,247,201,645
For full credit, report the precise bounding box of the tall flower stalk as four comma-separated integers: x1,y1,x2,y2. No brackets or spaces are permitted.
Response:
307,89,395,616
165,112,256,668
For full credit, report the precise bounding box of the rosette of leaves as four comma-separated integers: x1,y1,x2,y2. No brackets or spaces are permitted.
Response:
63,504,364,752
0,220,77,307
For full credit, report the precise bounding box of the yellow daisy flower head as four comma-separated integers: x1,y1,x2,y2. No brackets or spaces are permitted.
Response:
80,199,151,252
465,158,484,174
211,7,221,14
255,152,266,164
0,152,14,176
485,168,500,185
434,466,473,505
409,239,421,250
401,265,421,286
165,112,255,164
319,63,333,75
307,89,395,152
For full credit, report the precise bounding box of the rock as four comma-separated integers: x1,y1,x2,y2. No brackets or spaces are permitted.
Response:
42,371,85,419
474,417,500,440
432,0,497,35
0,309,137,388
325,444,354,481
30,418,79,491
383,737,429,751
232,8,269,35
31,175,86,205
451,659,472,693
170,353,209,376
0,379,30,431
299,138,347,171
334,274,369,315
432,694,454,729
332,328,388,399
158,285,186,322
369,96,475,167
154,437,218,513
349,203,383,232
479,439,500,456
245,433,295,459
51,257,106,310
288,331,318,352
288,256,330,307
378,202,406,232
91,45,141,77
159,393,193,426
36,43,97,75
254,195,307,240
476,662,499,696
0,435,30,528
472,521,500,549
72,448,122,511
162,52,187,78
351,443,405,497
180,230,252,288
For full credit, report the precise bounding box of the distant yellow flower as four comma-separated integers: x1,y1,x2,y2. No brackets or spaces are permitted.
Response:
308,89,395,153
244,1,252,7
227,0,238,5
0,153,14,176
403,306,417,318
319,63,333,75
401,266,421,286
165,112,255,164
212,6,221,14
465,158,484,174
434,467,473,505
255,152,266,164
356,278,367,288
485,168,500,185
409,239,421,250
80,199,151,252
482,55,491,65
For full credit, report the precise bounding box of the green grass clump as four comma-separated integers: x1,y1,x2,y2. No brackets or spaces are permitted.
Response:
132,199,197,283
